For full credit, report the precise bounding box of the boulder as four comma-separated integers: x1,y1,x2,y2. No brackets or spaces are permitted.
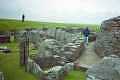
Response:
37,39,63,57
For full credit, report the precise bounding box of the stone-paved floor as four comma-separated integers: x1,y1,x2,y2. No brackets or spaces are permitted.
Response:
77,42,101,66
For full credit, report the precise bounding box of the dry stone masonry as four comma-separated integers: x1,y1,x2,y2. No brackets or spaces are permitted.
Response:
87,16,120,80
17,28,85,80
87,55,120,80
95,16,120,57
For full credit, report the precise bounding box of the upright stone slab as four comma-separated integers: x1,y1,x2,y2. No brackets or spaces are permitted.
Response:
19,31,29,71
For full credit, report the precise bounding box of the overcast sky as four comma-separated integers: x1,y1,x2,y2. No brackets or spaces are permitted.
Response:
0,0,120,24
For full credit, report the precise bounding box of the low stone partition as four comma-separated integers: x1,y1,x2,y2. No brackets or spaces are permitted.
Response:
42,63,74,80
33,39,85,69
27,58,74,80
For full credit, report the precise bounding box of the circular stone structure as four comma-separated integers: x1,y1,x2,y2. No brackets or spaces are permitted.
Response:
87,16,120,80
95,16,120,57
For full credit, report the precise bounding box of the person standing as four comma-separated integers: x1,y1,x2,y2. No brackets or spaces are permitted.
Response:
82,27,90,46
22,14,25,22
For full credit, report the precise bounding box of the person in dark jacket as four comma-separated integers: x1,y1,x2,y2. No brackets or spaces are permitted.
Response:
22,14,25,22
82,27,90,45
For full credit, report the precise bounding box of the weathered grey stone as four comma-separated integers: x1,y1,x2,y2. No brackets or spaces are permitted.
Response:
27,59,73,80
87,16,120,80
44,66,65,80
63,63,74,73
27,59,44,77
37,39,63,57
87,55,120,80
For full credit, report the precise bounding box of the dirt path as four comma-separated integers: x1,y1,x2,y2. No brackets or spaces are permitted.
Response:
77,42,101,66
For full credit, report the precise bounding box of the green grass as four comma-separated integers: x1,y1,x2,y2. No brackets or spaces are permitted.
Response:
64,70,86,80
0,18,100,32
0,42,37,80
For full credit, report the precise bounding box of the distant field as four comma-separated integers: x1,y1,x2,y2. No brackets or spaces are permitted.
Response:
0,19,100,32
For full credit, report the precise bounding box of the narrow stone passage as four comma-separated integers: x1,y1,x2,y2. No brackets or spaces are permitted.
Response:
77,42,101,66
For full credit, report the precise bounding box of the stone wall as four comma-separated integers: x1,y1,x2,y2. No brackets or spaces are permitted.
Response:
87,16,120,80
27,58,74,80
86,55,120,80
95,16,120,57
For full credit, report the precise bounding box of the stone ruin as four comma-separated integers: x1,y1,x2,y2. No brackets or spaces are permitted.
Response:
87,16,120,80
27,58,74,80
16,28,85,80
17,27,98,80
31,29,85,80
